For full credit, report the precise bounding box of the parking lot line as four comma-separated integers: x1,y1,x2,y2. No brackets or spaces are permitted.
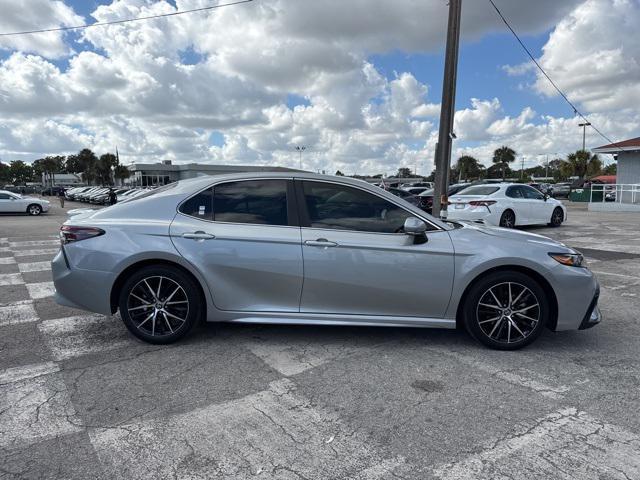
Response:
432,407,640,480
0,273,25,286
13,248,59,257
0,257,16,265
26,281,56,299
17,261,51,273
0,361,60,385
591,270,640,280
8,239,60,248
0,300,39,326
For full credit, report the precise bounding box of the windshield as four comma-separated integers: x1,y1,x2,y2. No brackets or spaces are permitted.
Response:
418,188,434,196
454,186,500,196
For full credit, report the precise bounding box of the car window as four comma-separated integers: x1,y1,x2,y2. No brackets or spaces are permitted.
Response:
302,181,417,233
506,186,524,198
522,185,545,200
389,188,411,198
179,187,214,220
214,180,288,226
455,186,500,196
0,193,11,200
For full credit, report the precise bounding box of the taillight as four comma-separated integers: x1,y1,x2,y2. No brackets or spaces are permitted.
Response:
60,225,105,245
469,200,497,207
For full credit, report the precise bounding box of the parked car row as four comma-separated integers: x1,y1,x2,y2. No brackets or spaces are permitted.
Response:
65,186,154,205
385,181,567,228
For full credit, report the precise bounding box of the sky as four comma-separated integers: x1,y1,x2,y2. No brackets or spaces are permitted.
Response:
0,0,638,175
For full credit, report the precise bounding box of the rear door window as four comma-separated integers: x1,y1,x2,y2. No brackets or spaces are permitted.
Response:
179,187,213,220
214,180,289,226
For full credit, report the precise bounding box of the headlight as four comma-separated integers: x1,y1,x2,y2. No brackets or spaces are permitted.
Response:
549,252,585,267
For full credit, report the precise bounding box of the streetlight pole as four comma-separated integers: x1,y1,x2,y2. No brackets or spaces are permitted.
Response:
432,0,462,219
295,146,306,170
578,122,591,151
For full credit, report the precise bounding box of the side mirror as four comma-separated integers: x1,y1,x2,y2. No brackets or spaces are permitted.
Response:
404,217,427,236
543,194,549,201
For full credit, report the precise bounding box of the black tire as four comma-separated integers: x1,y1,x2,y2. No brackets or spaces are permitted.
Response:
27,204,42,216
462,271,549,350
118,265,203,344
548,207,564,227
499,209,516,228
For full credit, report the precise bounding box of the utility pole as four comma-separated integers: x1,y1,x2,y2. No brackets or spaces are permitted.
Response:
520,156,525,180
432,0,462,218
295,146,306,170
578,122,591,151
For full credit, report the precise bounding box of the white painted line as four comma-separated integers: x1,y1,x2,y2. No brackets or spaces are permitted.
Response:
0,300,38,326
18,261,51,273
14,248,59,257
433,408,640,480
0,273,25,286
0,368,82,449
9,239,59,248
430,349,570,399
592,270,640,280
38,315,133,361
0,257,16,265
0,361,59,385
26,281,55,299
0,246,9,252
244,338,370,376
90,378,406,479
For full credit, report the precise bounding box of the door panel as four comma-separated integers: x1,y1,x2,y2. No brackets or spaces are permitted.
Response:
300,228,454,318
170,179,303,313
171,218,303,312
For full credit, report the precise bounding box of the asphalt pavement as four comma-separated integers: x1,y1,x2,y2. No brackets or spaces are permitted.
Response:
1,199,640,479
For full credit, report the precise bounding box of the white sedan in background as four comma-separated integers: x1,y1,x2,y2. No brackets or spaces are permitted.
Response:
447,183,566,228
0,190,50,215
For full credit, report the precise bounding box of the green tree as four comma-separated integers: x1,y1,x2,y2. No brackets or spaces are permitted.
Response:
492,146,516,181
113,164,130,186
0,161,10,185
69,149,98,185
602,162,617,175
564,150,601,179
396,167,413,178
335,170,344,176
96,153,118,185
454,155,484,181
8,161,34,185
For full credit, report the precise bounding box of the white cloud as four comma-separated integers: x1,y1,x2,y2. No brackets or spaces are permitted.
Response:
0,0,83,58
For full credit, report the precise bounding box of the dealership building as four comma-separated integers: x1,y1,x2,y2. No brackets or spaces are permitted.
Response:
125,161,302,186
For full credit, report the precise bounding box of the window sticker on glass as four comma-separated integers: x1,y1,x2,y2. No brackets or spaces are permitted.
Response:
198,205,206,216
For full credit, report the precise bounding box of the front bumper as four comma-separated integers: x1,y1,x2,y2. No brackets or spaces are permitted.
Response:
579,286,601,330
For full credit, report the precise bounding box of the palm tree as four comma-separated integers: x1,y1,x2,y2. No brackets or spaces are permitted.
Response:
492,146,516,181
113,164,131,186
565,150,602,179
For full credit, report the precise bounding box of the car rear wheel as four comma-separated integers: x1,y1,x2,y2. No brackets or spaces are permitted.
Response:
118,265,203,344
499,209,516,228
462,271,549,350
27,204,42,216
549,207,564,227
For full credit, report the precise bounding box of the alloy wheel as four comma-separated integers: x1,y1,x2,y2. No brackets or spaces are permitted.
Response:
500,211,515,228
126,276,189,337
29,205,41,215
475,282,540,344
551,208,563,226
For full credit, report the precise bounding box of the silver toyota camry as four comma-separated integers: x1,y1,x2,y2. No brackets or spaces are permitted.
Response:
52,173,601,350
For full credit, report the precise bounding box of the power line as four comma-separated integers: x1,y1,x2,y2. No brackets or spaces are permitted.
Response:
0,0,254,37
487,0,621,152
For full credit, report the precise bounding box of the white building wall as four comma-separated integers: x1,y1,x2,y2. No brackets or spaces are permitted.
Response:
618,152,640,185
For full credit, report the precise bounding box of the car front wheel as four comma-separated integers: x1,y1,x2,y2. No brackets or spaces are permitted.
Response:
118,265,203,344
462,271,549,350
27,204,42,216
549,207,564,227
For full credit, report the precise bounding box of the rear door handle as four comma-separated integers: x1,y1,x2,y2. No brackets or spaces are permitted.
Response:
304,238,338,247
182,231,215,240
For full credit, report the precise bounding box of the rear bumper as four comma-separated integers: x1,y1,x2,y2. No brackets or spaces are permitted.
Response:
447,208,497,224
51,249,113,315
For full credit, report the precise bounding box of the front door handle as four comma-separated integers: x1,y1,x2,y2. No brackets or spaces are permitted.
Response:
304,238,338,247
182,231,215,240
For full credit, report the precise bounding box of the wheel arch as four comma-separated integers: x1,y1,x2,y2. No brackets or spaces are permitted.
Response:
26,203,42,213
110,258,207,317
455,265,559,331
500,208,516,226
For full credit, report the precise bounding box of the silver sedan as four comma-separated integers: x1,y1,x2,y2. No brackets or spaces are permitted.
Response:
52,173,601,350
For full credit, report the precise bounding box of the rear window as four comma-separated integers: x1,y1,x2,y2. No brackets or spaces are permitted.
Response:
455,186,500,196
